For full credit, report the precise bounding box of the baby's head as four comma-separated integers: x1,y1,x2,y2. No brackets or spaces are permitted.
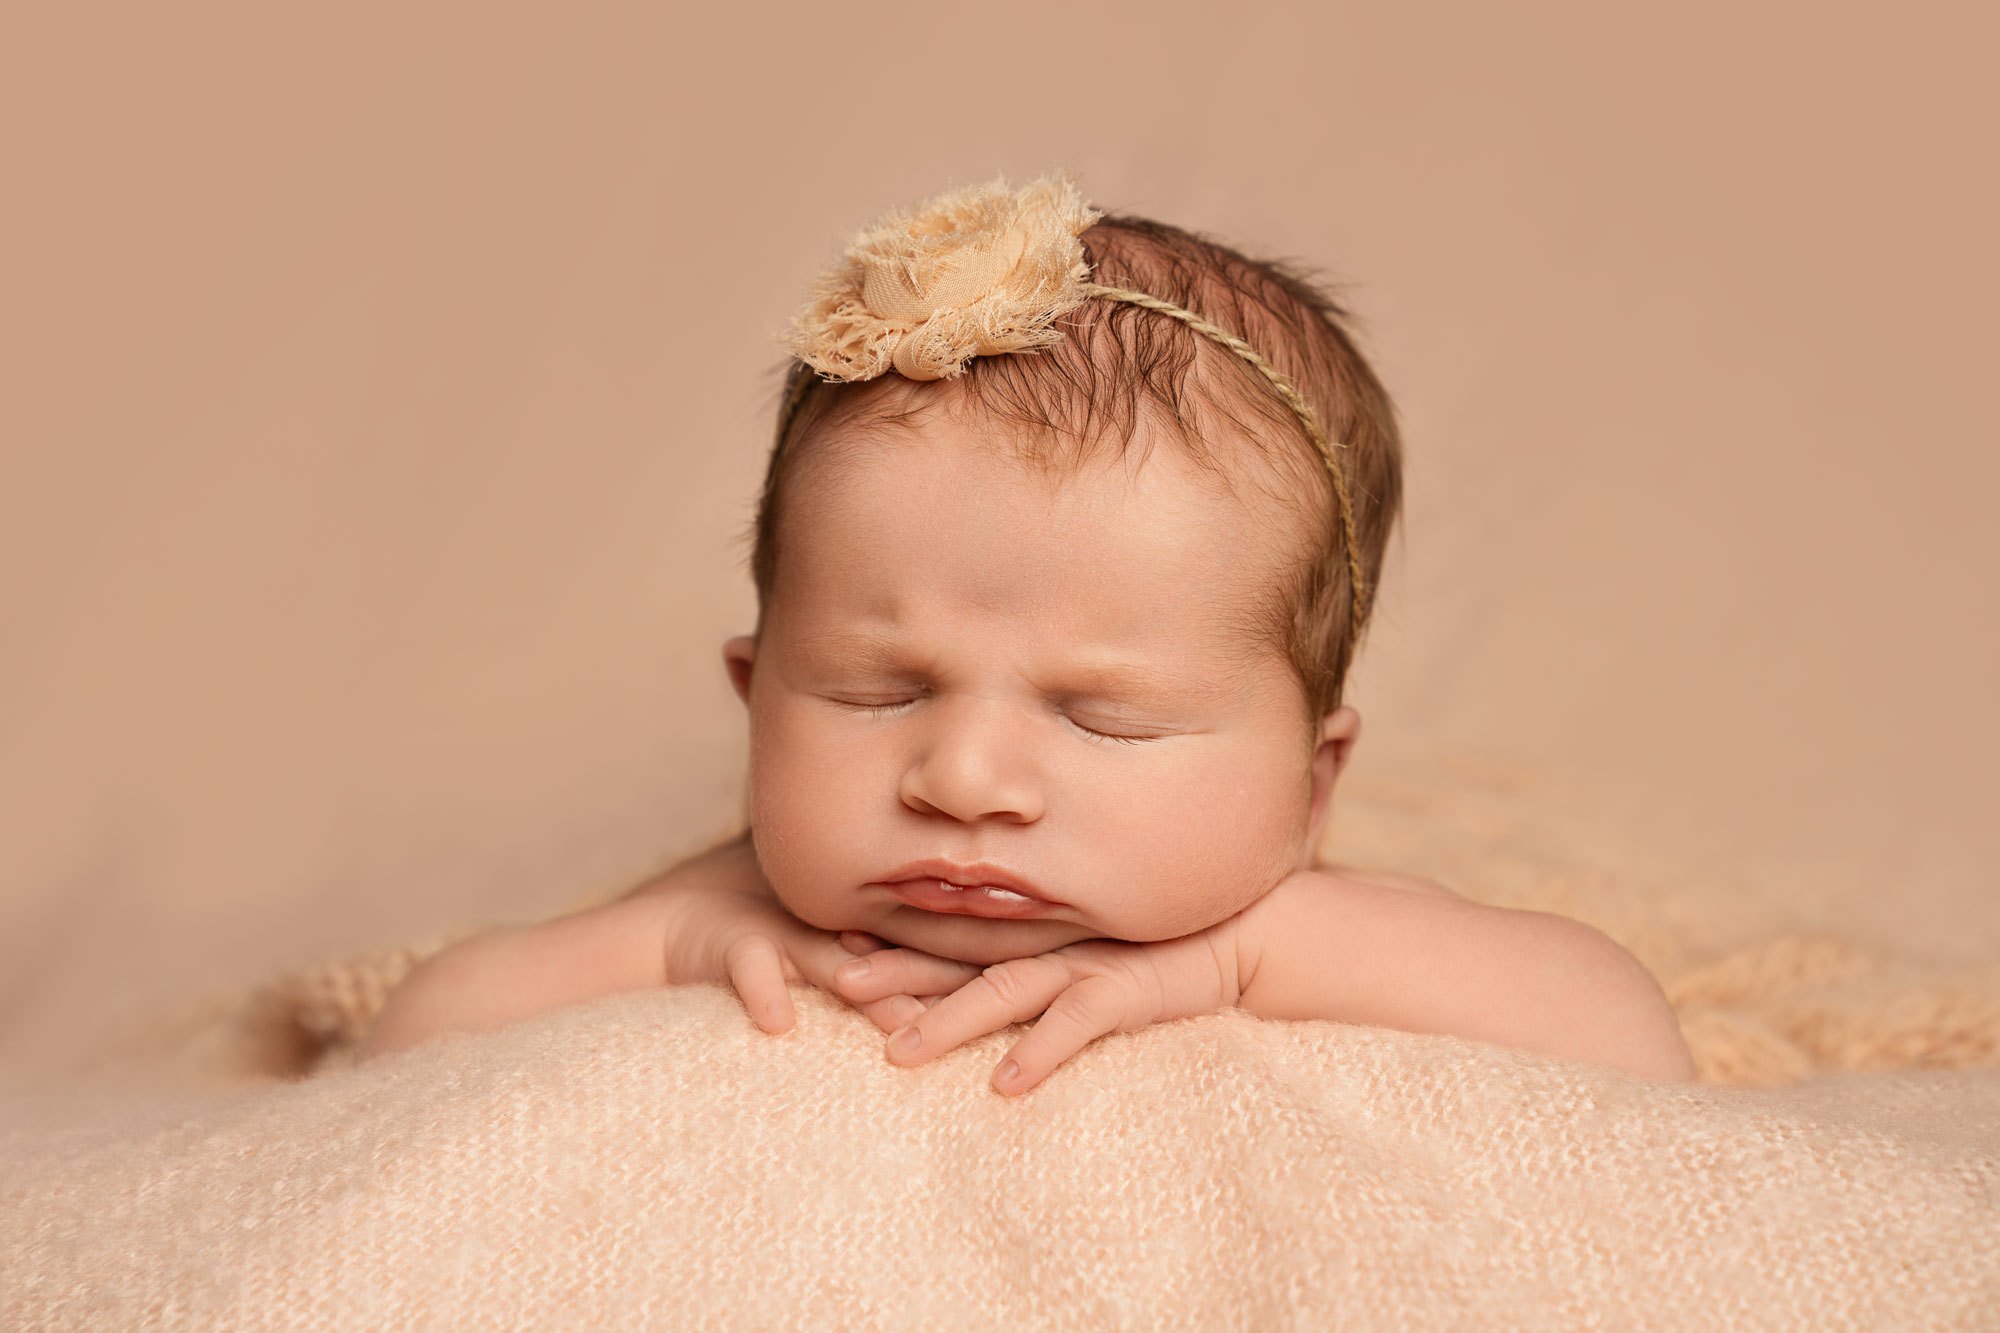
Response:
724,178,1402,965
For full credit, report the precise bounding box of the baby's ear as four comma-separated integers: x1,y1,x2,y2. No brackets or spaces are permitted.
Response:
1306,706,1362,849
722,636,757,704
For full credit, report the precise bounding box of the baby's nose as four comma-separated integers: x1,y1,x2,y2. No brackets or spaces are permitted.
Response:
897,701,1044,824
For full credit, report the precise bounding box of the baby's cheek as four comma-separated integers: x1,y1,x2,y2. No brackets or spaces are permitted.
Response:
749,801,846,924
748,762,885,931
754,843,869,937
1092,774,1305,938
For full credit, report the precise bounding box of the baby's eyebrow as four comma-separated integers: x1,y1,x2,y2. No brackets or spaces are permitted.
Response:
788,631,931,675
1046,659,1233,709
791,632,1228,706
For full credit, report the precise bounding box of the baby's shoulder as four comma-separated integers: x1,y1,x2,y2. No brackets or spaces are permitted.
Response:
1313,863,1466,902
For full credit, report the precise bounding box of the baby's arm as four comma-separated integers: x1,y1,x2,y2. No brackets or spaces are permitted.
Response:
837,867,1694,1090
360,836,920,1059
1234,871,1696,1081
363,894,674,1058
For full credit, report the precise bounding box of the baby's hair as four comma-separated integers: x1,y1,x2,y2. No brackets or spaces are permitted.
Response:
751,213,1404,725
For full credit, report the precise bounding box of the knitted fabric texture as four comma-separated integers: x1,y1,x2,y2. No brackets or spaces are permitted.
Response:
9,987,1999,1329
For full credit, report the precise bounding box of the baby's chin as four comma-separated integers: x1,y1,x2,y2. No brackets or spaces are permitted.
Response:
866,907,1102,967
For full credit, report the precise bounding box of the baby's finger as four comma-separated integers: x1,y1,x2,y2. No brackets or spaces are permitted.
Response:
990,974,1131,1095
777,931,928,1033
768,924,932,1024
786,927,882,995
832,992,948,1032
833,948,982,1004
840,931,890,955
724,933,796,1034
842,992,951,1036
884,956,1072,1068
855,994,928,1034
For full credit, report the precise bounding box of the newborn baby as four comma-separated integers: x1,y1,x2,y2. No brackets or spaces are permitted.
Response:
363,177,1695,1089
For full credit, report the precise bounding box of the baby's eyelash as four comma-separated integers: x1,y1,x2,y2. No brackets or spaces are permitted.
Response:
826,695,1161,744
828,697,920,717
1065,716,1157,746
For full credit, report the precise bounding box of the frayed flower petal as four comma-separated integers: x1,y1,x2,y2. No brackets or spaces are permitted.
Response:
788,174,1101,382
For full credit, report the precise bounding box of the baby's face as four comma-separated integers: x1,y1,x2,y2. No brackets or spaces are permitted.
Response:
726,408,1353,965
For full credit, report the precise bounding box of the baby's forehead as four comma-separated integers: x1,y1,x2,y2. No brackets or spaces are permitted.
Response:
798,374,1320,530
776,401,1312,648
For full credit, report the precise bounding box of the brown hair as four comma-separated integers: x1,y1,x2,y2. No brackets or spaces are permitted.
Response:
750,214,1403,722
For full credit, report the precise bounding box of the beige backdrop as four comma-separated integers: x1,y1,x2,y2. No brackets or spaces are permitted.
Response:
2,2,1994,1068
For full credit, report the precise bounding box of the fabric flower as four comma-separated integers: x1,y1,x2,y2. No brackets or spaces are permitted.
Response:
787,174,1101,382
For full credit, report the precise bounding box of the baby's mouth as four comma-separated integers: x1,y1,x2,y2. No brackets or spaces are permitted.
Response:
875,861,1064,920
885,879,1062,919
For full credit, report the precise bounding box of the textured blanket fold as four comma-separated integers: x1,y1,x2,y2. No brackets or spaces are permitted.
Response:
6,986,1999,1330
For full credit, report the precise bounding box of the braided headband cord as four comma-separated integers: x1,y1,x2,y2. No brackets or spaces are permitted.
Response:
776,285,1371,643
1079,282,1369,643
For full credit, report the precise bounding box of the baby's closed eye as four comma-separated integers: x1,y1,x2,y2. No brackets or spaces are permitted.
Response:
824,694,925,717
1057,709,1176,745
815,684,1189,744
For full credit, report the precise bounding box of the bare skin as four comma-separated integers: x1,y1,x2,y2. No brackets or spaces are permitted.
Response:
362,836,1692,1086
364,405,1695,1087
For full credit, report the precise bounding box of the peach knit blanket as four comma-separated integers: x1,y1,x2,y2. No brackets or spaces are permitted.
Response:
4,757,1997,1328
5,986,1999,1329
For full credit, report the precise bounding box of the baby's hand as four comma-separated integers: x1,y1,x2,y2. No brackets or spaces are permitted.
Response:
361,834,970,1060
644,836,957,1038
828,924,1244,1095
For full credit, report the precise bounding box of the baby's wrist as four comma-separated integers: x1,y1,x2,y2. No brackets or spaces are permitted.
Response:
1229,872,1322,1016
1225,883,1279,1008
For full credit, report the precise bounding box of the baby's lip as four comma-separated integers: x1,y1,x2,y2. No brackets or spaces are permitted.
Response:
875,859,1063,906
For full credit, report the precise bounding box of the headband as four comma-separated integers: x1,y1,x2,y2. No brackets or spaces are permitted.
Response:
779,174,1369,643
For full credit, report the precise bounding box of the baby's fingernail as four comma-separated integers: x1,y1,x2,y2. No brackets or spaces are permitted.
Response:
889,996,924,1025
836,957,870,983
994,1060,1021,1092
889,1026,921,1059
